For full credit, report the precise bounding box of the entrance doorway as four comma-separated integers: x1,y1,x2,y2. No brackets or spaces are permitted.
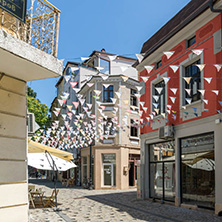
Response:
103,163,114,186
129,162,134,186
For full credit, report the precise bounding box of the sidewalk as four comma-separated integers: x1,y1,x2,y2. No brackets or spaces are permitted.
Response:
29,179,221,222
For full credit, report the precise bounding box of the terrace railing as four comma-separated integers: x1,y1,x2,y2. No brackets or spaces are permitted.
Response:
0,0,60,57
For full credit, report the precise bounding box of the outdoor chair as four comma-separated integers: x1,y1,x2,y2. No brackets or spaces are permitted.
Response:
28,192,35,208
43,190,59,208
28,185,35,192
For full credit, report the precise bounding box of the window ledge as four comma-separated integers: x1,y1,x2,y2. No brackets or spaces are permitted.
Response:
181,99,202,110
102,135,116,138
129,136,140,141
101,102,115,106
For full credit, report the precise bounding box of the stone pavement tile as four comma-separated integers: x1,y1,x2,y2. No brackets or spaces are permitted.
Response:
29,180,221,222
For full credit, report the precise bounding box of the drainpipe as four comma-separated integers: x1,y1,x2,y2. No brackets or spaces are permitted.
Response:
209,0,222,49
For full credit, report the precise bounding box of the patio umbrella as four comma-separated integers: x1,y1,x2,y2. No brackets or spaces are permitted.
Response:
27,152,77,171
188,158,215,171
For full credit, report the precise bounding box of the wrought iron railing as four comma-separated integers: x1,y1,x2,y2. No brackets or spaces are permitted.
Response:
0,0,60,57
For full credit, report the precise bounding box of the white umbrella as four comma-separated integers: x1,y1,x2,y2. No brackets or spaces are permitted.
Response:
188,158,215,171
28,152,77,171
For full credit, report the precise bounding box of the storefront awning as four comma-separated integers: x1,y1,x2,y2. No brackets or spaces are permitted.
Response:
28,140,73,162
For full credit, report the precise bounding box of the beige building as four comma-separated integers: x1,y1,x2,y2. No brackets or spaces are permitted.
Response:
79,51,140,190
0,1,62,221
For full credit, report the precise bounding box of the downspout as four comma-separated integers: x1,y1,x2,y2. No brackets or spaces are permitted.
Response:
209,0,222,49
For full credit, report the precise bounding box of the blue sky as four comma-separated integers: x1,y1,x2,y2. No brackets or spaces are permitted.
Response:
28,0,190,108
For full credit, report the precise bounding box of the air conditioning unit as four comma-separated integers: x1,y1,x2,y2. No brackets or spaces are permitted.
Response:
159,125,174,139
27,113,35,134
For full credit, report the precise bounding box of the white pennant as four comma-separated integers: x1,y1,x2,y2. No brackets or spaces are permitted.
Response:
169,65,179,73
136,54,144,63
70,67,79,72
170,88,178,95
153,103,159,108
81,57,90,61
144,65,154,73
185,88,191,96
163,51,175,59
141,76,149,83
192,49,203,56
214,64,222,72
153,95,159,102
108,55,117,61
111,98,117,104
204,78,212,84
120,66,129,73
162,77,170,84
195,64,205,71
103,84,111,89
203,99,208,104
115,92,121,99
198,89,205,96
185,98,192,104
170,97,176,103
155,87,163,94
212,90,219,95
136,86,143,92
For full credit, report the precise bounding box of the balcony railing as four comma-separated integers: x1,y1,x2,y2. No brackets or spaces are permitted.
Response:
0,0,60,57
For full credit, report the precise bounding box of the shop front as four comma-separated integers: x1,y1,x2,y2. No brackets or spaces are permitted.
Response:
181,133,215,209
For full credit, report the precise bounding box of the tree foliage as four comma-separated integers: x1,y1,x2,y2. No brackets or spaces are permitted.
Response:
27,86,49,128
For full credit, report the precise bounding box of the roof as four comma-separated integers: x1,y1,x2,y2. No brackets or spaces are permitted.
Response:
134,0,217,67
63,61,80,75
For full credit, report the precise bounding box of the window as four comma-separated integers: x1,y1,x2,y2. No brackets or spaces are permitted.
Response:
155,60,162,70
82,157,87,181
130,119,138,137
89,91,92,104
103,118,115,135
100,58,110,74
103,85,113,103
184,60,201,104
153,80,166,115
187,36,196,48
130,89,138,106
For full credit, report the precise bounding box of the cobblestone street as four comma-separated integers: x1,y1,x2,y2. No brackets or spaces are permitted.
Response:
29,180,221,222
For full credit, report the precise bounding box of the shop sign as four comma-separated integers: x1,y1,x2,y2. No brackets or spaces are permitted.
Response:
0,0,27,23
102,154,116,163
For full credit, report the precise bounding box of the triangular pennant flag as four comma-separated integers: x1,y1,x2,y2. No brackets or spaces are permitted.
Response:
170,97,176,103
95,66,104,71
136,54,144,63
153,103,159,108
58,99,64,106
70,67,79,72
192,107,197,113
212,90,219,95
185,88,191,96
169,65,179,73
87,83,94,88
72,101,79,109
111,98,117,104
122,76,129,82
198,89,205,96
170,88,178,95
153,95,159,102
101,74,109,80
70,82,78,88
140,102,145,107
67,112,73,120
155,87,163,94
192,49,203,55
141,76,149,83
72,88,80,93
81,57,90,61
94,90,101,96
64,76,71,83
61,114,66,120
185,98,192,104
136,86,143,92
203,99,208,105
183,77,192,84
167,105,172,110
53,110,59,117
214,64,222,72
103,84,110,89
87,104,92,109
154,108,159,114
204,78,212,84
163,51,175,59
195,64,205,71
144,65,154,74
162,77,170,84
115,92,121,99
67,105,73,111
108,55,117,61
218,101,222,106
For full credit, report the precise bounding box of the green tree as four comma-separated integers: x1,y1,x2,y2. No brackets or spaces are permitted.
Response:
27,86,49,128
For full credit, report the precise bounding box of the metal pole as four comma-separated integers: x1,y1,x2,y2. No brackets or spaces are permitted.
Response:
88,144,92,190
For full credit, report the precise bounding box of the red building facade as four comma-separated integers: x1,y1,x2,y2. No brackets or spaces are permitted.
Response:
136,0,222,214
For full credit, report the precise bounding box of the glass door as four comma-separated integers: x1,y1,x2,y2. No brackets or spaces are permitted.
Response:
103,163,113,186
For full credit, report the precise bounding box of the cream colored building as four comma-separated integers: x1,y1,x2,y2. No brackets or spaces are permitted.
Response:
79,51,140,189
0,2,62,221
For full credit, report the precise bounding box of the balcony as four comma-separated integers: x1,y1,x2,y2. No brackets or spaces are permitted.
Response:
0,0,60,57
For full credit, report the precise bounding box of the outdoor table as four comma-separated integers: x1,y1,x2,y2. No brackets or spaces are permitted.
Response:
30,190,45,207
